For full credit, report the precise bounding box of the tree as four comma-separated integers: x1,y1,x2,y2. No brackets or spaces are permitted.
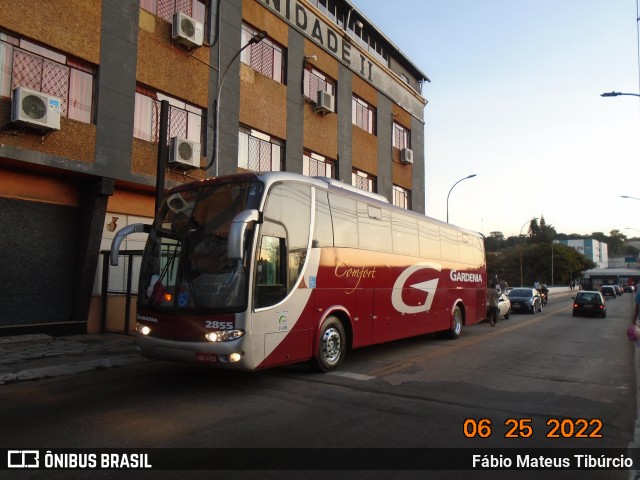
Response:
485,231,505,252
487,243,595,287
529,218,540,239
608,230,627,256
531,215,557,244
624,244,640,256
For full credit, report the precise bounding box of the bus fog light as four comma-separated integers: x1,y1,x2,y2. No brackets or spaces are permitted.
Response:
137,324,152,336
229,352,243,362
205,330,245,342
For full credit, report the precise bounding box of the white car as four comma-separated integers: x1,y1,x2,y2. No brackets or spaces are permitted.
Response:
497,293,511,319
487,291,511,320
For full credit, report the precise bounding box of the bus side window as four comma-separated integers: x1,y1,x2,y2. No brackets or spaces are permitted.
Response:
419,220,442,260
255,235,287,308
392,211,419,257
458,233,472,264
358,202,391,252
329,193,358,248
313,189,333,247
440,226,460,262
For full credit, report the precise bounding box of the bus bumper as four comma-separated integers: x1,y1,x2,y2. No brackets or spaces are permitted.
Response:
136,333,253,370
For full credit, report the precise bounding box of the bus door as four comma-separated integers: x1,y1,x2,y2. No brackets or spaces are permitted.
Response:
252,183,315,369
354,287,374,348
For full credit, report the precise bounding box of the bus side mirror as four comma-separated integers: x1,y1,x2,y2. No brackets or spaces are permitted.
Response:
110,223,151,266
228,210,261,260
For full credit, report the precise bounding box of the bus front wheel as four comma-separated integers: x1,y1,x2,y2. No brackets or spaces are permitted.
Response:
311,316,346,372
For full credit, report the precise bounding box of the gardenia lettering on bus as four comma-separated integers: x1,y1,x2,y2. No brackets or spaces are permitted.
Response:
334,261,377,294
449,270,483,283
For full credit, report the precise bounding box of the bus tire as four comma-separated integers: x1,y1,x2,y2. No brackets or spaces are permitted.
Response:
311,316,346,372
443,306,463,340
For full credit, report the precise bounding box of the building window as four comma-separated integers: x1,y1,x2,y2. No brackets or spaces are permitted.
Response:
393,185,411,209
303,150,335,178
393,122,410,150
140,0,207,26
352,169,376,193
238,126,283,172
133,87,204,146
241,24,285,84
0,33,95,124
303,66,336,102
352,95,376,134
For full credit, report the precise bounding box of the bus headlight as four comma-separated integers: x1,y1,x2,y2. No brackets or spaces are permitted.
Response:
205,330,245,342
137,324,152,336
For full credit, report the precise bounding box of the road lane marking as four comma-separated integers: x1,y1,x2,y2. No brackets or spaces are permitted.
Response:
365,308,559,378
327,371,375,381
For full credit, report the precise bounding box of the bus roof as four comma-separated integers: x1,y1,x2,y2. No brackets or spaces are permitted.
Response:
163,172,483,239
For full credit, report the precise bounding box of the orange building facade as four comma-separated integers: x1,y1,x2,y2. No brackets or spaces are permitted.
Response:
0,0,428,334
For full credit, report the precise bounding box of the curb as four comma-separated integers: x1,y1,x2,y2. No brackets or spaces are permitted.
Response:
0,355,149,385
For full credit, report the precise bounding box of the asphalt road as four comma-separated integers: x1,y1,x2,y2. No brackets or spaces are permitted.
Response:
1,292,635,480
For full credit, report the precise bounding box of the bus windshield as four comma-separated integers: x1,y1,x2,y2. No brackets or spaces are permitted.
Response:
138,180,263,311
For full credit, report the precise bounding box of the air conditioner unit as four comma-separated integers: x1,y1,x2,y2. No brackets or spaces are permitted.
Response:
170,137,201,169
11,87,61,131
172,12,203,49
315,90,335,114
400,148,414,165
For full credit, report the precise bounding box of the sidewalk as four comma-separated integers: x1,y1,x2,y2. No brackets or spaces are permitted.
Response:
0,288,578,386
0,333,148,385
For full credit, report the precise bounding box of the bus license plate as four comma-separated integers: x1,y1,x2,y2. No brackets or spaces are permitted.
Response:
196,353,218,363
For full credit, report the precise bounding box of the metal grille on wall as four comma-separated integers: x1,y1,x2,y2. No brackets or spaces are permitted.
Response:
12,48,70,116
393,123,409,150
157,0,192,22
248,135,275,172
250,42,275,79
393,186,410,209
353,102,370,132
353,170,375,192
304,70,331,100
307,157,322,177
353,174,370,191
150,101,189,144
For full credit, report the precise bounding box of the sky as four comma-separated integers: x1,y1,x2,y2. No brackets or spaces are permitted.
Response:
351,0,640,239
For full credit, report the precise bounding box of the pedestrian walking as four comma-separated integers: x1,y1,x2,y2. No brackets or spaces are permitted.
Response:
499,279,508,295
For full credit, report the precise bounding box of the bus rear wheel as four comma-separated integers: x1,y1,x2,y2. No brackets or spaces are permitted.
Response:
442,306,463,339
311,316,346,372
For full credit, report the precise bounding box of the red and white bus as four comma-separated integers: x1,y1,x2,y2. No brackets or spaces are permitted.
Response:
111,172,486,371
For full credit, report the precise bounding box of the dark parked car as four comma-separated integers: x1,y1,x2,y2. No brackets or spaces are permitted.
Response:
573,291,606,318
601,285,617,298
507,288,542,314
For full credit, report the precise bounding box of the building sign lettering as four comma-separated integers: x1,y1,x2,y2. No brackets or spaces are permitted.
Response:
257,0,426,120
259,0,374,82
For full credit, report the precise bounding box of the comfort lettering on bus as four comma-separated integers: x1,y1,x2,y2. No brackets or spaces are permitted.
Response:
334,261,377,294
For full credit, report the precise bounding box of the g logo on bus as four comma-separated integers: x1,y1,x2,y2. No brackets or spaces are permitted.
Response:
391,262,442,314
